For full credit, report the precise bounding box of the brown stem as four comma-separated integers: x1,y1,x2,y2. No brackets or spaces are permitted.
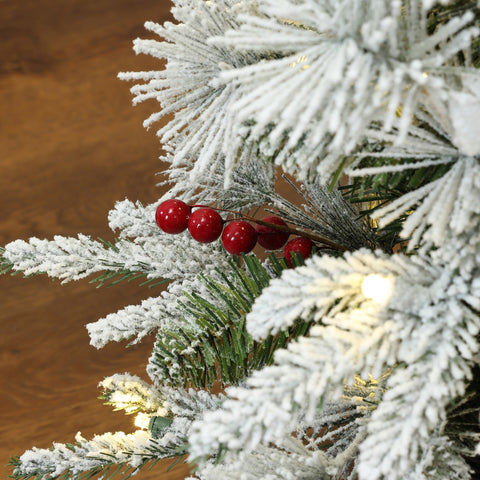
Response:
191,204,350,252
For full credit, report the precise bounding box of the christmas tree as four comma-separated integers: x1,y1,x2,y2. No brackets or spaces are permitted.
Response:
3,0,480,479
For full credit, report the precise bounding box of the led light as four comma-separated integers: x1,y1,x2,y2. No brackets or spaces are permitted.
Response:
361,274,392,303
110,392,136,412
134,412,150,430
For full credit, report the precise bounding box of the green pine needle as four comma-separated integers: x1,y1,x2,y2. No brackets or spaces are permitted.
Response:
151,253,312,389
0,247,14,275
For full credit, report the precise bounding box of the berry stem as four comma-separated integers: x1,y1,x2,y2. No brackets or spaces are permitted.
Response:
191,204,350,252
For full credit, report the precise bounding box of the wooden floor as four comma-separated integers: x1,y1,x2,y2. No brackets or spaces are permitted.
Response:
0,1,189,478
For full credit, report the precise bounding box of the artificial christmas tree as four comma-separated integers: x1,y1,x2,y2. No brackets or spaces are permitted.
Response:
3,1,480,479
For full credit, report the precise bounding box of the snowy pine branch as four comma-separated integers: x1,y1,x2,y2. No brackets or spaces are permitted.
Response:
121,0,479,189
212,0,479,180
9,431,167,480
119,0,272,194
265,178,378,252
1,233,225,285
180,152,277,211
2,199,231,286
2,234,151,284
6,1,480,479
165,387,224,418
146,254,310,388
190,376,387,479
194,165,379,252
87,279,195,348
99,374,167,416
246,249,410,341
345,78,480,251
189,249,480,479
373,157,480,249
99,373,225,425
193,438,331,480
10,384,225,480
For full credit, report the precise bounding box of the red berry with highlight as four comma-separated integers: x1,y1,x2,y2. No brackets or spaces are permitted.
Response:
222,220,258,255
283,237,314,267
255,216,290,250
188,208,224,243
155,199,191,234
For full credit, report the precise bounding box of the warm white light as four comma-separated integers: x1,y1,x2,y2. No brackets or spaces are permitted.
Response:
134,412,150,430
110,392,137,413
361,274,392,303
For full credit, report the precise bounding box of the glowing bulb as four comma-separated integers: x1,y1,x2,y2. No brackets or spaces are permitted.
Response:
361,274,392,303
134,412,150,430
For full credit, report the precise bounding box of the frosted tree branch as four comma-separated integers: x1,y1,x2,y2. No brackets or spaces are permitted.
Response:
12,431,159,480
212,0,478,180
372,157,480,250
189,249,480,479
4,199,232,284
119,0,270,193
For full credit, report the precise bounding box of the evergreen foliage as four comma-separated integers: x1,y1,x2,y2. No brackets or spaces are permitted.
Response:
149,254,311,389
8,431,178,480
3,1,480,479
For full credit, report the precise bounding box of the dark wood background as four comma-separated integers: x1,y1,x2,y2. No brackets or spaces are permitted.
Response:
0,1,189,478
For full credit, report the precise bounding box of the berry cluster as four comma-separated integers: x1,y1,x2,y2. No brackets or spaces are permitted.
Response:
155,199,315,266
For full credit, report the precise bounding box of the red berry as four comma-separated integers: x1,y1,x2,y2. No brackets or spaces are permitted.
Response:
222,220,258,255
155,199,191,234
255,216,290,250
283,237,314,267
188,208,224,243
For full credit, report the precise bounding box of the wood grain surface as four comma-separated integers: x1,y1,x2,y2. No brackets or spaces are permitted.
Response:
0,1,190,478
